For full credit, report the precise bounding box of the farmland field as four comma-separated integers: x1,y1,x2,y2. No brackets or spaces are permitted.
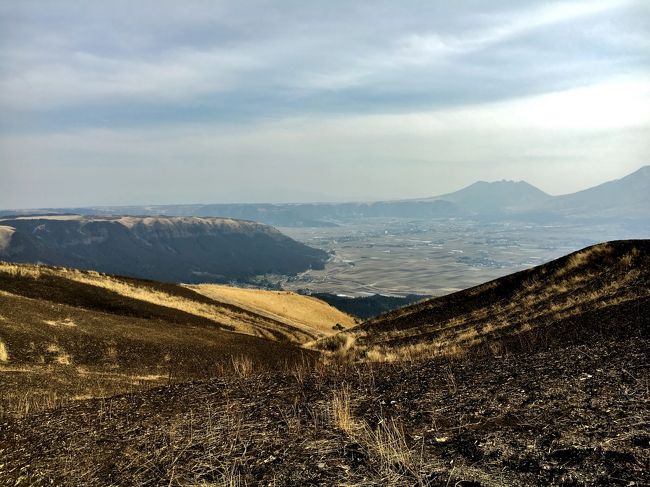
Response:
279,218,642,296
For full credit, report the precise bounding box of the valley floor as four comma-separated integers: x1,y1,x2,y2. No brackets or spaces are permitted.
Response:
1,335,648,486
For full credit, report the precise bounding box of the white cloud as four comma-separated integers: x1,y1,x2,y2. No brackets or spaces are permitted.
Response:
2,77,648,207
0,46,263,109
0,1,648,207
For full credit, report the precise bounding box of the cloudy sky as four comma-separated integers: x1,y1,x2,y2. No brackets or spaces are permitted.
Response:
1,0,649,208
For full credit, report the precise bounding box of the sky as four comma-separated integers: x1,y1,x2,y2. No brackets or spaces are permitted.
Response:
0,0,649,208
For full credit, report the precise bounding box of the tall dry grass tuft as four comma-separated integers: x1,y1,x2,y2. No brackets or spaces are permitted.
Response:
367,417,419,480
0,391,67,420
230,355,254,378
329,384,423,483
330,384,354,434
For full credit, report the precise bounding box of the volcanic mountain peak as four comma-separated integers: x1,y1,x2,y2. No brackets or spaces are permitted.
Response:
548,164,650,217
426,178,551,214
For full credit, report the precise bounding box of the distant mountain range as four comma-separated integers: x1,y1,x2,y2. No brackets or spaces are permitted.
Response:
1,166,648,227
0,216,327,283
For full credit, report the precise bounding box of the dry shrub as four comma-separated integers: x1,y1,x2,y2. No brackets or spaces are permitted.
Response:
316,332,368,363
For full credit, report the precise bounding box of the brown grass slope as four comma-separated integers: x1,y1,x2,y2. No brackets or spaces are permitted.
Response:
189,284,357,336
316,240,650,361
1,243,648,486
0,263,352,417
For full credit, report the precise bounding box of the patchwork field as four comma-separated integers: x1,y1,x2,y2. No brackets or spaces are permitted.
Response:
280,218,648,296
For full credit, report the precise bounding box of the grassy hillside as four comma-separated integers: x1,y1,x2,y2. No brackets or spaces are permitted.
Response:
316,240,650,361
0,262,352,417
190,284,357,336
1,242,648,485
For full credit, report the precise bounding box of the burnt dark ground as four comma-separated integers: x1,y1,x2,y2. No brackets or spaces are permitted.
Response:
1,335,647,486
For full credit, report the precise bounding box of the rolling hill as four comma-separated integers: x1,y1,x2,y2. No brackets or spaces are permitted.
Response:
189,284,357,336
0,242,648,486
0,261,353,417
0,215,327,283
316,240,650,361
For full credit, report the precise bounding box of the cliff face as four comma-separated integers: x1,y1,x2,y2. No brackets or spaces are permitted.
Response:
0,215,327,283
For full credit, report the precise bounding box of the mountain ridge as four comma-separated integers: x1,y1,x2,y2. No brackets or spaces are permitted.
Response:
3,166,646,226
316,239,650,360
423,179,552,213
0,215,328,283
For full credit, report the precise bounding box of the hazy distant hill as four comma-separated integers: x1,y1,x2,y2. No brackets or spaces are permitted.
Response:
546,165,650,219
2,166,648,225
0,215,327,283
426,179,552,214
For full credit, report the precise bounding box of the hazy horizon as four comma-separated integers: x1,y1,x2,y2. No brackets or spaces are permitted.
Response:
1,1,649,208
0,164,648,210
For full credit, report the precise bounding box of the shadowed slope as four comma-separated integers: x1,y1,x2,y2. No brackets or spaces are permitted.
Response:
0,215,328,283
0,262,355,416
1,335,647,486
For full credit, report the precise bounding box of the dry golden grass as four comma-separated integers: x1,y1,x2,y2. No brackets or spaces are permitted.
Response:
329,384,423,483
557,242,613,277
330,385,354,433
190,284,356,337
316,242,650,363
0,262,42,279
63,269,266,336
0,261,341,343
0,339,8,362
